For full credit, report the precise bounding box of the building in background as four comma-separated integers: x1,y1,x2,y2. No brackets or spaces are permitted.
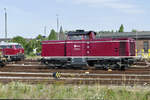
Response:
99,31,150,58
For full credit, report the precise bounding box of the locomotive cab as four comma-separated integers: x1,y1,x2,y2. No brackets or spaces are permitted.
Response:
67,30,96,40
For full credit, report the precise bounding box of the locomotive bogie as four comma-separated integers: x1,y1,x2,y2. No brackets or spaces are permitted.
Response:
4,54,24,61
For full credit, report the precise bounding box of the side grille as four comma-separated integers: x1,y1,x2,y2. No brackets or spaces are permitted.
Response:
119,42,126,56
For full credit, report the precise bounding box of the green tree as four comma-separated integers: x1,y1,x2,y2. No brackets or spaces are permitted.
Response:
119,24,124,32
35,37,42,54
11,35,43,56
36,34,43,40
111,30,114,33
25,40,33,55
36,40,42,53
132,29,137,32
48,29,57,40
11,36,33,55
11,36,27,48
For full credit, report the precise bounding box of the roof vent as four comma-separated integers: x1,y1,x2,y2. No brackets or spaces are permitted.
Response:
76,30,84,32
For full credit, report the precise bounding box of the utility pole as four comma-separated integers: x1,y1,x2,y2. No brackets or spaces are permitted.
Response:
4,8,7,39
44,26,46,36
56,14,59,40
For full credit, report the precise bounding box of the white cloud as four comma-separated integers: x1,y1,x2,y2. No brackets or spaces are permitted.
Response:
105,2,144,14
105,2,135,9
69,0,144,14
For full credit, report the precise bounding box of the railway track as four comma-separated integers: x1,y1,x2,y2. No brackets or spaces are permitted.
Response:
0,62,150,74
0,59,149,85
0,64,149,74
0,71,149,85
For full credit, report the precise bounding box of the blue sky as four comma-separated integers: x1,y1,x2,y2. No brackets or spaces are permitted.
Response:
0,0,149,38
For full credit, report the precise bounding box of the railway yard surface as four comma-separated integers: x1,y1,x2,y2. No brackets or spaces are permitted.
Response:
0,59,150,86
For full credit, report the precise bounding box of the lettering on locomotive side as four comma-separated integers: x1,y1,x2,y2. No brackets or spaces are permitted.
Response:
74,45,80,48
74,48,81,50
73,44,81,50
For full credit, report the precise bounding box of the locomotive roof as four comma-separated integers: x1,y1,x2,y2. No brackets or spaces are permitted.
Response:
0,42,21,46
67,30,96,35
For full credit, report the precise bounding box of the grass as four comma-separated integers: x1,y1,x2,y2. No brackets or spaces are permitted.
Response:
0,82,150,99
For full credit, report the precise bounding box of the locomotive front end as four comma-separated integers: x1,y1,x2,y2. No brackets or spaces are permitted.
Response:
0,42,25,61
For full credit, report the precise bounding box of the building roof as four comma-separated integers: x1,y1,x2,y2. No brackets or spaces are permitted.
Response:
0,41,21,46
0,38,33,42
98,31,150,39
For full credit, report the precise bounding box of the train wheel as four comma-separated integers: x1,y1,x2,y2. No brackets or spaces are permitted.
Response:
88,62,94,66
0,62,5,67
120,66,125,71
103,64,111,70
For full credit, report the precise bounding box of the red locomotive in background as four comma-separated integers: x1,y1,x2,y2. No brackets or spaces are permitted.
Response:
41,30,136,70
0,42,24,61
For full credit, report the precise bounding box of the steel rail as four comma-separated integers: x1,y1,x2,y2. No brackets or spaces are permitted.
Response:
0,72,150,77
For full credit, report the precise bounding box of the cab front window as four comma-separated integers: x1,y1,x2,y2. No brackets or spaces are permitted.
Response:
68,35,89,40
7,45,13,48
68,35,83,40
15,45,22,48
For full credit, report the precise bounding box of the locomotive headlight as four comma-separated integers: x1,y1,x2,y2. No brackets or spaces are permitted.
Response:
72,58,74,62
82,58,86,62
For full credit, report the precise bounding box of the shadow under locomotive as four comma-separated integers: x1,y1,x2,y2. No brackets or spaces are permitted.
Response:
41,30,136,70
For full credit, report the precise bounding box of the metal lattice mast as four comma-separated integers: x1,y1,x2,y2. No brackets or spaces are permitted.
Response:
4,8,7,39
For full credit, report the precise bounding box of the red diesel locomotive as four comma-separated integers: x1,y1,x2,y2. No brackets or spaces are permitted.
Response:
41,30,136,70
0,42,24,61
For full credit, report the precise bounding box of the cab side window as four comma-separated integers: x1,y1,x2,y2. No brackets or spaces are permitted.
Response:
83,35,89,40
68,35,83,40
15,45,22,48
0,45,7,49
7,45,13,48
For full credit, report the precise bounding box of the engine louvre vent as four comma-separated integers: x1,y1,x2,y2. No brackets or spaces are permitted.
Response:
119,42,126,56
